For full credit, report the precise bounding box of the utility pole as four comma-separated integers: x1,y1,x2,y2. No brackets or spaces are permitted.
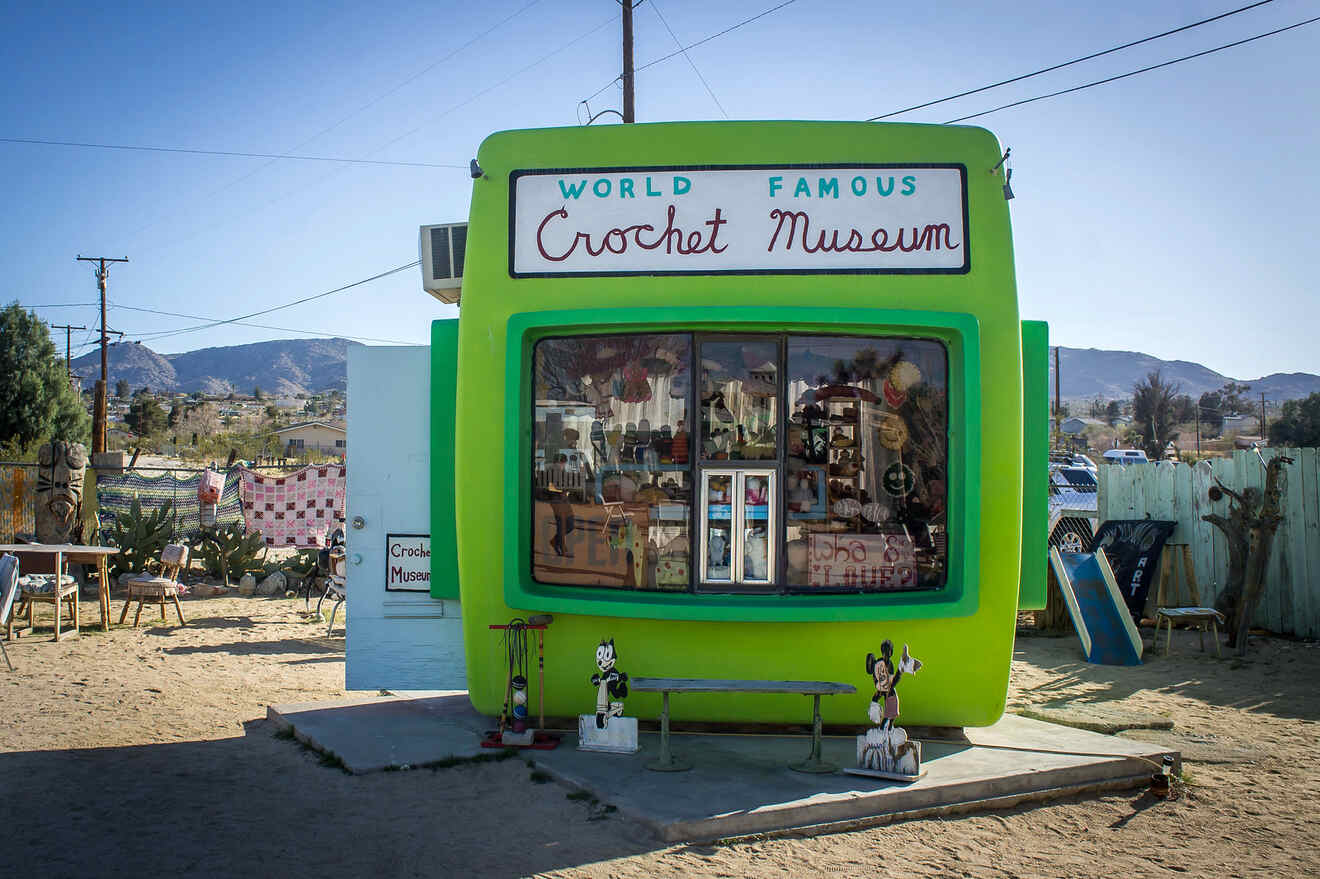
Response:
49,323,86,378
621,0,636,123
1260,392,1267,440
1053,346,1062,446
76,255,129,455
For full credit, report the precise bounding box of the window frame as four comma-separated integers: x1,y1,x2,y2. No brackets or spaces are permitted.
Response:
507,305,982,623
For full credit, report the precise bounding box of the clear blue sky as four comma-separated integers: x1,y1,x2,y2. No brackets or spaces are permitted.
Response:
4,0,1316,380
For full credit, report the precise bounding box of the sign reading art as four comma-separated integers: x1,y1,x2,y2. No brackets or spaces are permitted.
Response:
385,533,431,592
510,165,968,277
807,532,916,590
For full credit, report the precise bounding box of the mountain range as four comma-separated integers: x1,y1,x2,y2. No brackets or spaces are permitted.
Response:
1053,347,1320,403
71,337,354,397
69,336,1319,404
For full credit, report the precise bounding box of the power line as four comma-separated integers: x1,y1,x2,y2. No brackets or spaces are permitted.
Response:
139,14,618,260
109,301,419,346
121,0,543,247
584,0,799,103
867,0,1278,121
650,0,729,119
944,13,1320,124
0,137,465,168
13,302,96,308
121,260,421,344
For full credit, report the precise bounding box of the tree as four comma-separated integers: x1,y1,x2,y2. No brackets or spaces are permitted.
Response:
1203,456,1292,655
1268,393,1320,447
1105,400,1121,421
1132,370,1181,459
0,303,90,450
1173,394,1196,425
115,379,130,399
125,395,168,437
253,385,264,401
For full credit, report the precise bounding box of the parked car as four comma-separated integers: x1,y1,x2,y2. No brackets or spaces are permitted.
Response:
1048,464,1098,553
1102,449,1149,466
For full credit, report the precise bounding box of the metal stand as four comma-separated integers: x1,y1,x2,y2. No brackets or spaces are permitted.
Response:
789,694,837,773
645,691,691,771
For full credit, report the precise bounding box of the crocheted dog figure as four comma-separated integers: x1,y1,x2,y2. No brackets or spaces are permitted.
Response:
590,639,629,729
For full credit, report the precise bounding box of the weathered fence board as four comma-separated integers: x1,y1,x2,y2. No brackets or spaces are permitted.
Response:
1098,449,1320,638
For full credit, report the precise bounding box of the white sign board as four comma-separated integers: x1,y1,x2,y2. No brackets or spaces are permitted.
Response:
511,165,967,276
385,533,431,592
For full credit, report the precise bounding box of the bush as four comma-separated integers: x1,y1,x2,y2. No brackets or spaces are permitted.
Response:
194,522,268,584
108,496,177,577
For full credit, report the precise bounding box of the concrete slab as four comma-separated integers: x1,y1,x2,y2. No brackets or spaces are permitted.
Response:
533,713,1176,841
267,690,486,773
1017,704,1175,734
267,693,1177,842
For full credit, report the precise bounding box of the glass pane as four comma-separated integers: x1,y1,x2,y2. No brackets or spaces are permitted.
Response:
704,474,733,582
532,334,692,590
742,473,772,582
784,336,948,591
700,340,778,461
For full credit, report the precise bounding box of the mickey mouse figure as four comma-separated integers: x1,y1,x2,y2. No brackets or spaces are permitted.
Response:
865,640,922,730
591,638,629,729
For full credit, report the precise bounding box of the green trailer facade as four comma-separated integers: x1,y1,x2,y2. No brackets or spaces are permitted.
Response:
434,120,1046,727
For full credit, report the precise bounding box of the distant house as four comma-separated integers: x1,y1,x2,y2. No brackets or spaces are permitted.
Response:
275,420,346,457
1059,417,1101,435
1221,414,1259,435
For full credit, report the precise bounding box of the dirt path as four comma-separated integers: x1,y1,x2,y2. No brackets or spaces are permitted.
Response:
1,596,1317,878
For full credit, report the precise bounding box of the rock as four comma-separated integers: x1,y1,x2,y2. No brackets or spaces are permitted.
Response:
256,571,287,596
238,572,256,592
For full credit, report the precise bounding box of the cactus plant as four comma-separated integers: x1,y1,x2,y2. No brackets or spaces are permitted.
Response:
109,496,177,578
194,522,268,585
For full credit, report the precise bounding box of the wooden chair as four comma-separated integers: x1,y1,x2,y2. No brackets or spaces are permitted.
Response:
11,552,79,642
119,543,189,627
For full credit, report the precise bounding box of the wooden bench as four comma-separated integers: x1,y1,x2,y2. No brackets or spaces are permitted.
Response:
630,677,856,773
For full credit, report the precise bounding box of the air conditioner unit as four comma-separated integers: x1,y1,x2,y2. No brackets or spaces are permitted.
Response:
419,223,467,304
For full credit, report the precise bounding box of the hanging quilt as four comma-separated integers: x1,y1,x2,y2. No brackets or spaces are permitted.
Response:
96,469,245,542
238,464,346,547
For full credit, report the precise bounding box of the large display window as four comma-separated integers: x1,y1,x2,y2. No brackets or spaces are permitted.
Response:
530,331,947,594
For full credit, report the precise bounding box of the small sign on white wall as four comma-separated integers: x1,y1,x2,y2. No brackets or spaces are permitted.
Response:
386,533,431,592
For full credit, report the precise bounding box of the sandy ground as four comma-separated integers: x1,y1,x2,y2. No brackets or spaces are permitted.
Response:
2,595,1318,879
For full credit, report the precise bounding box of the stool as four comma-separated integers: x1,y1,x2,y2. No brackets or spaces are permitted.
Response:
1155,607,1225,657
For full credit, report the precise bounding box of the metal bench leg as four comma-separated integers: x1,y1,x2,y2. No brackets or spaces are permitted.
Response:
791,694,838,773
645,691,690,771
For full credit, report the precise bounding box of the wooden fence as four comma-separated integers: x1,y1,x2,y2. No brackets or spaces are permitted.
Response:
1098,448,1320,639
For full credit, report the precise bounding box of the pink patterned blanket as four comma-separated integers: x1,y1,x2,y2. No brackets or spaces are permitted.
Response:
238,465,346,547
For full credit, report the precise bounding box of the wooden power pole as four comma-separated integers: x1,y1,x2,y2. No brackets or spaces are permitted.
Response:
50,323,86,377
1053,346,1062,445
76,255,128,454
621,0,636,123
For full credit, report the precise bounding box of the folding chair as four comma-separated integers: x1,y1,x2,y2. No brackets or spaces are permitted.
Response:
0,554,19,670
